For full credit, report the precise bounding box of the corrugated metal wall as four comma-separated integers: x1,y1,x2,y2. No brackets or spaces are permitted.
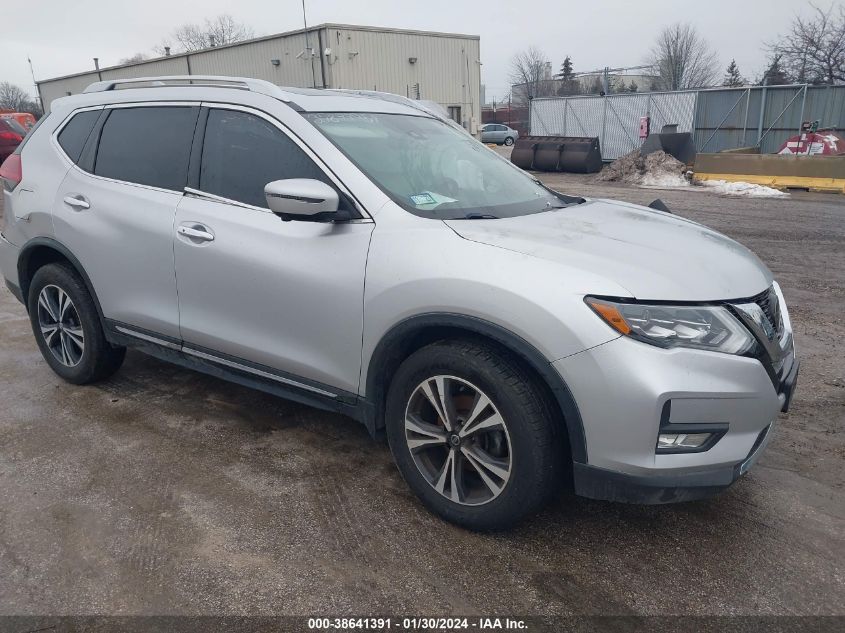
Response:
531,92,696,160
530,85,845,160
695,85,845,154
325,27,481,126
187,32,320,87
36,25,481,127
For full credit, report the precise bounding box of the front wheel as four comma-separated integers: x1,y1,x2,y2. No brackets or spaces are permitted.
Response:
504,136,515,146
385,340,561,530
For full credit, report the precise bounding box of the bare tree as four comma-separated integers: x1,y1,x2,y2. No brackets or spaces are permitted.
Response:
760,54,792,86
119,53,149,65
769,3,845,85
649,23,718,90
156,14,255,54
509,47,555,105
0,82,30,111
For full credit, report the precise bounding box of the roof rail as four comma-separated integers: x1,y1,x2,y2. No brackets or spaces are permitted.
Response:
82,76,293,102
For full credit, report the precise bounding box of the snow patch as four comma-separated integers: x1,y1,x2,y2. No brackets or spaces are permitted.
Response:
639,172,690,188
698,180,789,198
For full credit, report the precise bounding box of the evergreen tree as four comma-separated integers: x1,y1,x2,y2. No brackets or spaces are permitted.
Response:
628,81,639,92
723,59,744,86
556,56,577,96
557,56,574,81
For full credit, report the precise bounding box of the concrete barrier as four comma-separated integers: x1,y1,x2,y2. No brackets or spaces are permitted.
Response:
694,153,845,193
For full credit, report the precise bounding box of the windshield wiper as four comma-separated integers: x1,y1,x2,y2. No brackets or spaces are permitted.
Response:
463,213,499,220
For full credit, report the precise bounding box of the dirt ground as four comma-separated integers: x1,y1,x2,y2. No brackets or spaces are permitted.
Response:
0,166,843,619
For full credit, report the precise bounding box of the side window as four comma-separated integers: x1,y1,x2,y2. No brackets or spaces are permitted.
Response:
94,106,197,191
200,108,331,208
57,110,100,164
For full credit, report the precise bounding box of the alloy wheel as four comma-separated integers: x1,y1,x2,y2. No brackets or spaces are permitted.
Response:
404,375,512,506
37,284,85,367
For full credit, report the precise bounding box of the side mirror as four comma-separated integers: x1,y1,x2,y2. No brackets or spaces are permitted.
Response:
264,179,343,222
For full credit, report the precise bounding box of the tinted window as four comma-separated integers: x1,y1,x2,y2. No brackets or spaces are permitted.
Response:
94,106,197,190
200,109,329,208
57,110,100,163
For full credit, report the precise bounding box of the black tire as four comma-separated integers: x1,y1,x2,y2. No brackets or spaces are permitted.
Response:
27,262,126,384
385,339,562,530
504,136,515,146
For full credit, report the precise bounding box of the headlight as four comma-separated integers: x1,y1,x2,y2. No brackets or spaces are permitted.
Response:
585,297,758,355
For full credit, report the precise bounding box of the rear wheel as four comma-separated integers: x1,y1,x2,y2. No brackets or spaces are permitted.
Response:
504,136,515,146
385,340,561,530
27,263,125,384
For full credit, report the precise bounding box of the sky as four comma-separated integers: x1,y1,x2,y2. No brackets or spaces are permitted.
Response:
1,0,831,103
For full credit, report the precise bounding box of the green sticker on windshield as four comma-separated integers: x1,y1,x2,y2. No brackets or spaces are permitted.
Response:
410,193,437,206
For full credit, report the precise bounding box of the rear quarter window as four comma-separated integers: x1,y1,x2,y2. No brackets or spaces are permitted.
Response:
94,106,198,191
57,110,100,164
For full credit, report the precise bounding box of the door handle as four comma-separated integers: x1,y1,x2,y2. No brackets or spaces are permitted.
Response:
63,195,90,210
177,225,215,242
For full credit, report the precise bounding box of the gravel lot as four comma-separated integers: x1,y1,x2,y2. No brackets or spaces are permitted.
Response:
0,165,843,618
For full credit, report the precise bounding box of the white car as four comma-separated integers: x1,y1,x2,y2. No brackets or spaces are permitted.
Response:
480,123,519,145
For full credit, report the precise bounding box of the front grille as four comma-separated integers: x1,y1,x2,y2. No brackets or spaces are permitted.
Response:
750,286,783,336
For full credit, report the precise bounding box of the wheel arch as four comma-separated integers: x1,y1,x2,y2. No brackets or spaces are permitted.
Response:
364,313,587,464
18,237,105,323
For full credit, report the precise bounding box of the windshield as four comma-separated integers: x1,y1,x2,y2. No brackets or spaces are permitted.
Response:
305,112,582,219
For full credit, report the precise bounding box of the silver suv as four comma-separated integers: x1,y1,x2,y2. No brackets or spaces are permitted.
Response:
0,76,798,529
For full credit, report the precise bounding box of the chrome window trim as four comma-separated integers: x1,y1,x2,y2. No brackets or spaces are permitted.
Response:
183,186,374,223
198,101,372,220
183,186,270,213
106,100,203,108
53,101,201,194
50,104,106,168
70,165,187,196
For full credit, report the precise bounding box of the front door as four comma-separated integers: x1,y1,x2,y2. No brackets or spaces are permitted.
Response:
173,106,374,394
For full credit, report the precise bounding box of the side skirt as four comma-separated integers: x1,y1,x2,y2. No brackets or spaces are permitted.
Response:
103,320,371,430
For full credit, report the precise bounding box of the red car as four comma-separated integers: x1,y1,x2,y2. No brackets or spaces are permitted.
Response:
0,117,26,163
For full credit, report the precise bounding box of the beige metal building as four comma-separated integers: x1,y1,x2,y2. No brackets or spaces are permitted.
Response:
37,23,482,130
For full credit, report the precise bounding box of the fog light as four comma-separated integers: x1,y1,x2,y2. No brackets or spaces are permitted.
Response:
658,433,712,450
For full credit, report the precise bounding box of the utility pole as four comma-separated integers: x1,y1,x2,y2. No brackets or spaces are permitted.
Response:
508,93,511,127
27,56,43,115
301,0,317,88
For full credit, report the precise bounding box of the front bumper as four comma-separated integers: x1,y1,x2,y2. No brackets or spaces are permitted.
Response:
555,334,798,504
572,412,783,504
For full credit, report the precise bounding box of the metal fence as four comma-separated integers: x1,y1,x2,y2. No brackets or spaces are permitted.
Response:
529,84,845,160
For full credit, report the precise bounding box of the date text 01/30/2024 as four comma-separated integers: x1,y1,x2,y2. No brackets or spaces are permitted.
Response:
307,617,528,630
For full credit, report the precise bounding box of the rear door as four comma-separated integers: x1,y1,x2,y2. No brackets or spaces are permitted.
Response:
173,105,374,394
52,104,199,339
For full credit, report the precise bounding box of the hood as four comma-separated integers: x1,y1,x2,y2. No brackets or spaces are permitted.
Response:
445,199,772,301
